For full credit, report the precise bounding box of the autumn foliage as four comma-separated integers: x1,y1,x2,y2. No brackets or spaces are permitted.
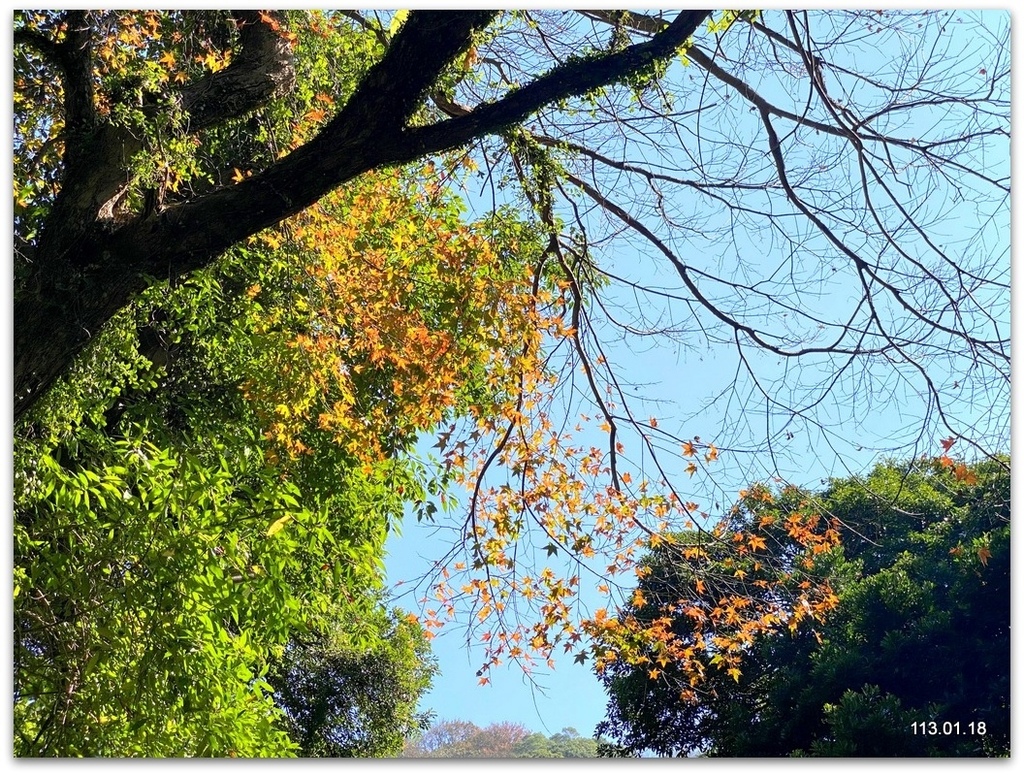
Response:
596,456,1010,756
14,9,1009,755
239,167,540,465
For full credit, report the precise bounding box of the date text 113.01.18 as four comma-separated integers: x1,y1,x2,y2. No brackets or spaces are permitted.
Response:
910,721,986,736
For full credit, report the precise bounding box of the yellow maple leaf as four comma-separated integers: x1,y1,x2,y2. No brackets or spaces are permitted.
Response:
202,51,225,73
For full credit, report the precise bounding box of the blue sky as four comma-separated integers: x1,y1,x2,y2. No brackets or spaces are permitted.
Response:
379,7,1013,743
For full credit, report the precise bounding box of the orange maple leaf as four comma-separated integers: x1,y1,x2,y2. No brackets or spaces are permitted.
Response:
258,10,281,31
954,463,979,485
304,107,326,123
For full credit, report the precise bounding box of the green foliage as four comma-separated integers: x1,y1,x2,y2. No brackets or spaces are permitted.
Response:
402,720,600,758
13,11,387,254
266,604,438,757
596,457,1010,757
512,728,600,758
807,685,921,757
14,430,303,756
13,318,416,755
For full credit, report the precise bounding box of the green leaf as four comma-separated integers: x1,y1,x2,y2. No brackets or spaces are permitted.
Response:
388,10,409,38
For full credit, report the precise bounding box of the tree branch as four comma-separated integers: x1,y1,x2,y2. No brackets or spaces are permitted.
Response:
177,11,296,133
401,11,711,157
50,11,97,153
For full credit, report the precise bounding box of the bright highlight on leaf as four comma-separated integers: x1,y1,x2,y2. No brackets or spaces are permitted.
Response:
388,9,409,37
266,514,294,537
